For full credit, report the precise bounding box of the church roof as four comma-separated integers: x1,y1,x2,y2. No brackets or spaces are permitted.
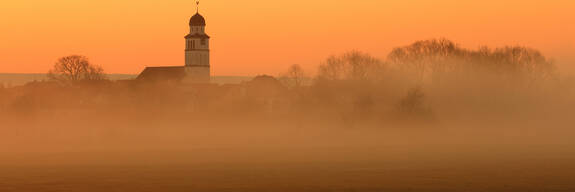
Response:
190,13,206,26
137,66,186,82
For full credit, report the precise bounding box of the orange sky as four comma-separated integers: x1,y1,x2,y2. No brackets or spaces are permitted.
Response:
0,0,574,75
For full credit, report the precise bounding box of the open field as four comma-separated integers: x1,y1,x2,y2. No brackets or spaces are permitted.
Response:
2,144,575,191
1,113,575,191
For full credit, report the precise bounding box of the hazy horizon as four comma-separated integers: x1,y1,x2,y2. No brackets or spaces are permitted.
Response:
1,1,575,191
0,73,256,87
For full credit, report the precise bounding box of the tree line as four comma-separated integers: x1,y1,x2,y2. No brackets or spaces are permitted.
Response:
1,39,568,127
280,39,555,88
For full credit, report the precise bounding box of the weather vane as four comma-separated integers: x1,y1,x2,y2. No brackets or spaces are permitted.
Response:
196,0,200,13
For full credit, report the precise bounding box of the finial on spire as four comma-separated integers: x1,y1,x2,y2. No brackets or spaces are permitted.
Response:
196,0,200,13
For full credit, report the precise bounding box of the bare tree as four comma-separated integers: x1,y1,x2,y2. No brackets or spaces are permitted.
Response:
396,86,434,121
491,46,556,83
317,51,384,81
280,64,306,88
387,38,465,83
48,55,106,82
387,39,556,85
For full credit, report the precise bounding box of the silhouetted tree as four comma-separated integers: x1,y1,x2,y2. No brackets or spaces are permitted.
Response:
388,38,556,84
397,86,432,118
478,46,555,83
280,64,306,88
388,38,466,82
318,51,384,81
48,55,106,83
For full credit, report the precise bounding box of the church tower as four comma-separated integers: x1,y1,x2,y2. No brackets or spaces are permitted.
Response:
184,1,210,83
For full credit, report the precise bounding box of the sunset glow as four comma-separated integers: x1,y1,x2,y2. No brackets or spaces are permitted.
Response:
4,1,575,191
0,0,573,75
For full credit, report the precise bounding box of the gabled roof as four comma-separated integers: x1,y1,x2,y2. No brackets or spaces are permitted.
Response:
137,66,186,82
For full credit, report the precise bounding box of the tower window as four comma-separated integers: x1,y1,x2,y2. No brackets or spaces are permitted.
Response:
191,40,195,49
201,39,206,45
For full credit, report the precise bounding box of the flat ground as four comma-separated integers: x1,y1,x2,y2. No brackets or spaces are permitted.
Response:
2,145,575,192
2,115,574,191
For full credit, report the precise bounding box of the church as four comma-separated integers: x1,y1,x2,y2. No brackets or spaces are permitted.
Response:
137,2,211,84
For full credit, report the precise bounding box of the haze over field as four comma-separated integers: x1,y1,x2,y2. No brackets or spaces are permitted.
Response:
0,74,252,87
2,38,575,191
1,0,575,191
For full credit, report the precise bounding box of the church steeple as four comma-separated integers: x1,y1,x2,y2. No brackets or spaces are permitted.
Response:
189,0,206,29
184,0,210,83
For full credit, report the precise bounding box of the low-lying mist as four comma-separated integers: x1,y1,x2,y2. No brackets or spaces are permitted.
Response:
1,39,574,191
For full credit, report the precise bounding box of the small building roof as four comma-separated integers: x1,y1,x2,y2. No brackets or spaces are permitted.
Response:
137,66,186,82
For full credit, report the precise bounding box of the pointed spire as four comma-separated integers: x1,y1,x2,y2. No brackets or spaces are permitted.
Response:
196,0,200,13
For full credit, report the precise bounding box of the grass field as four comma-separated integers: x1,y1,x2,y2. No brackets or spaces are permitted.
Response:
2,146,575,192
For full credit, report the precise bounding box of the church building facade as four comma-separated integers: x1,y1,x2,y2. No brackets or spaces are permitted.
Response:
184,12,211,83
137,5,211,84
